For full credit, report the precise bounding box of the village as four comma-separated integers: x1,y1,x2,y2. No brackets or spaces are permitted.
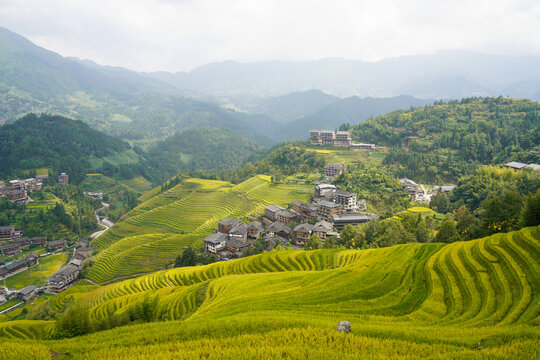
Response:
0,172,69,205
0,221,93,308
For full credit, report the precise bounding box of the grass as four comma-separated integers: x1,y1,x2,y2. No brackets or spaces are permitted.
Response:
87,175,310,283
305,145,388,166
0,226,538,359
119,176,152,193
110,113,133,123
5,254,66,289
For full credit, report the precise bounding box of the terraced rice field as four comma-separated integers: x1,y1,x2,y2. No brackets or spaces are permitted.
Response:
1,226,538,359
88,176,310,282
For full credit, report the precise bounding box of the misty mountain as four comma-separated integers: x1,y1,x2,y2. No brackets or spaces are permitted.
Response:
275,95,433,141
146,51,540,100
0,26,274,147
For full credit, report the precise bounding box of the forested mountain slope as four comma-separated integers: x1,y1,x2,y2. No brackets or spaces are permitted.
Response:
0,113,147,184
349,97,540,182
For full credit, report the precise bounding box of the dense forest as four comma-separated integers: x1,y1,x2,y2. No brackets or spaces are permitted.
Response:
146,127,263,178
0,113,147,184
349,97,540,182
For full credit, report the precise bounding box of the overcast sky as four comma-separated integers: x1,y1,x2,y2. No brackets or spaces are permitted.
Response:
1,0,539,72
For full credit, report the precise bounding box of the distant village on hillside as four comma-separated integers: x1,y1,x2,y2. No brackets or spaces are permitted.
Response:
0,172,70,205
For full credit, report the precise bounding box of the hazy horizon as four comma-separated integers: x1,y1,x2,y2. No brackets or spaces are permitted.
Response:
1,0,539,72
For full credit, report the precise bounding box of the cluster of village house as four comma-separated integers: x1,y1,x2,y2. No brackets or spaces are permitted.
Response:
309,129,376,151
204,182,377,260
0,224,91,303
0,172,69,205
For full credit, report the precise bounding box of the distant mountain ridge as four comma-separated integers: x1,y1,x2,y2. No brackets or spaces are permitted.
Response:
145,51,540,100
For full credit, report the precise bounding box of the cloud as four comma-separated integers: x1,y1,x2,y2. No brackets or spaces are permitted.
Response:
0,0,538,72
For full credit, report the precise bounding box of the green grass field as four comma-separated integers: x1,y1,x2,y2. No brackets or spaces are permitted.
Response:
305,145,387,166
87,175,310,283
0,225,538,359
5,254,66,289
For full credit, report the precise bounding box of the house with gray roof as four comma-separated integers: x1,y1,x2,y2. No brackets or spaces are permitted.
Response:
218,218,242,234
264,205,285,221
293,223,314,245
18,285,38,302
266,222,292,239
204,232,229,254
229,223,248,242
247,221,262,238
47,264,80,293
312,221,333,239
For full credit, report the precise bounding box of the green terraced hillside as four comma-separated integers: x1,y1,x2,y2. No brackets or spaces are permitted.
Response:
0,226,537,359
87,175,310,283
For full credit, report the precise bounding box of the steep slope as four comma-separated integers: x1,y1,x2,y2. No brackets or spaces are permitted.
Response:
147,127,263,176
0,113,145,184
87,176,310,282
0,26,273,147
1,226,538,359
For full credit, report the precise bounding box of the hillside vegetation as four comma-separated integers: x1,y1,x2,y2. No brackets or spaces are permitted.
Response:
86,175,310,283
350,97,540,182
0,225,538,359
0,113,147,184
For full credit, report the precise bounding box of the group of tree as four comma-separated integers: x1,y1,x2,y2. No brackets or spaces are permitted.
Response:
347,97,540,183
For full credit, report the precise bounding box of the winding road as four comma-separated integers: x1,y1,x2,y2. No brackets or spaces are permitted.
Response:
90,202,113,239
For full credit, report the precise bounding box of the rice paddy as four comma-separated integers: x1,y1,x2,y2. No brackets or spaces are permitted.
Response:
0,225,538,359
87,175,310,282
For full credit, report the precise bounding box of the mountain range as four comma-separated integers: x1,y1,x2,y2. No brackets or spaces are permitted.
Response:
1,25,539,151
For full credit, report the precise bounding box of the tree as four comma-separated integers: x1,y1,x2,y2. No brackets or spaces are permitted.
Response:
379,221,414,247
305,235,322,250
430,193,450,214
479,191,522,233
521,190,540,227
415,218,430,243
455,205,481,240
254,237,267,254
174,246,196,267
339,225,364,249
435,221,460,243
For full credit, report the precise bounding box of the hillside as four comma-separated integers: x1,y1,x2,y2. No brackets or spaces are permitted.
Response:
0,113,146,184
277,95,432,141
0,225,538,359
0,27,273,147
349,97,540,182
147,127,263,177
145,51,540,100
87,175,310,282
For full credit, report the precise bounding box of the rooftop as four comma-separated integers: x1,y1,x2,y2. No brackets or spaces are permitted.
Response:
332,214,371,222
504,161,528,169
204,232,229,244
276,210,297,219
48,239,67,246
226,239,250,249
19,285,37,296
265,204,285,212
267,222,292,233
313,221,333,232
318,200,341,208
247,221,262,230
294,223,314,232
218,218,241,226
335,189,356,197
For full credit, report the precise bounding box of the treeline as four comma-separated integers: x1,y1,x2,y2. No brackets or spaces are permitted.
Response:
333,164,410,216
186,144,326,184
146,127,263,181
349,97,540,182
